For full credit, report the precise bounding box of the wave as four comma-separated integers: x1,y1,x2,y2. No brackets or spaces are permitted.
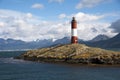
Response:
0,57,32,64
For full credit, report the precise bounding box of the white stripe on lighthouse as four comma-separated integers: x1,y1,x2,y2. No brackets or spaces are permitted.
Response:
72,29,77,36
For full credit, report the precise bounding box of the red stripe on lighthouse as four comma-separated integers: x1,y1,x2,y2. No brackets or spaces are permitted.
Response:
71,17,78,44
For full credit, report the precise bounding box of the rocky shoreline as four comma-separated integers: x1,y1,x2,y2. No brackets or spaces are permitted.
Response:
15,44,120,64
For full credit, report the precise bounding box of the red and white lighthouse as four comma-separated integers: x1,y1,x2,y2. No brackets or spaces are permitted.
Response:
71,17,78,44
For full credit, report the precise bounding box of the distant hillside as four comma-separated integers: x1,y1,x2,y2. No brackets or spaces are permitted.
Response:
90,34,110,42
52,37,84,45
0,38,27,50
0,33,120,50
0,38,53,50
53,37,70,45
86,33,120,48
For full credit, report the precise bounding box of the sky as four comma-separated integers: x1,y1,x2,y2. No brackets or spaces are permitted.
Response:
0,0,120,41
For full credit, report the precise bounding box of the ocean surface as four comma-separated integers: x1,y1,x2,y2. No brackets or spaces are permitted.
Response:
0,51,120,80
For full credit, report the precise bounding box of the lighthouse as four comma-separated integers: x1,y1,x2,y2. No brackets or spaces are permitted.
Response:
71,17,78,44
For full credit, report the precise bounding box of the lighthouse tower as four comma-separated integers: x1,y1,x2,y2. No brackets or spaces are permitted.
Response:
71,17,78,44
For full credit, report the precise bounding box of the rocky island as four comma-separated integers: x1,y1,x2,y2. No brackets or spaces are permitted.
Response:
15,44,120,64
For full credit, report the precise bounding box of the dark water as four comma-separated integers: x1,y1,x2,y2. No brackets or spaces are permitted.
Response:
0,51,120,80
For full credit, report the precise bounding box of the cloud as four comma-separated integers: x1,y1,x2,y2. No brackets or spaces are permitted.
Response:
59,12,104,22
0,9,42,41
0,9,115,41
74,12,104,22
58,14,66,19
77,22,114,40
109,19,120,33
0,22,5,27
76,0,109,9
26,13,33,18
49,0,64,3
31,3,44,9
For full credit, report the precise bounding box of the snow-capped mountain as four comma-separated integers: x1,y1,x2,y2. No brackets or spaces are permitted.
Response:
90,34,110,42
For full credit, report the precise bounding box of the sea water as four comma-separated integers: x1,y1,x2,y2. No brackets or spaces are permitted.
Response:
0,51,120,80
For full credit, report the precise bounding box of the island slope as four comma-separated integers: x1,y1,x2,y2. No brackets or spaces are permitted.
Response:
16,44,120,64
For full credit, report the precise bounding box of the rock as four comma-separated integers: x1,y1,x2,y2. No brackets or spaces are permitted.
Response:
15,44,120,64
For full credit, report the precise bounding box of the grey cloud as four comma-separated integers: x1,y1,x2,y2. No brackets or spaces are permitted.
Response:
91,28,98,33
110,19,120,33
101,29,107,32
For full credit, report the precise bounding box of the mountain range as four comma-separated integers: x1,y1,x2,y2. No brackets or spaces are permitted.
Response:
89,34,110,42
0,38,53,50
86,33,120,48
0,33,120,50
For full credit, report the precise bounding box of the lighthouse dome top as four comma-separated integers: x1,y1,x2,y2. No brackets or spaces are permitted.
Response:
72,17,77,22
72,17,75,20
